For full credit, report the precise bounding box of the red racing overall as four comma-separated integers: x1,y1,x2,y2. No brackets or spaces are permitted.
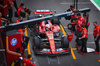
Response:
16,19,23,41
17,6,24,16
80,28,88,53
79,16,84,24
0,17,4,32
71,8,77,19
93,25,100,52
22,58,35,66
0,17,2,26
12,0,18,10
76,20,82,32
83,17,89,30
8,0,13,22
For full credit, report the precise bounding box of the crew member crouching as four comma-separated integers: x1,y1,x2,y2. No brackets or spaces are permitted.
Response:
22,55,35,66
16,16,23,23
16,3,31,18
75,18,82,32
77,13,84,24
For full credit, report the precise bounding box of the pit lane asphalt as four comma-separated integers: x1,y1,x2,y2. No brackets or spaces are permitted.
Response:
16,0,100,66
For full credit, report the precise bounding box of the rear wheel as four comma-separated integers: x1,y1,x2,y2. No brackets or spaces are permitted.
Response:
51,18,60,25
27,16,35,20
67,23,72,30
61,36,69,48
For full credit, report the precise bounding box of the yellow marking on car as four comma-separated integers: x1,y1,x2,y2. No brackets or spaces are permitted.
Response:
50,41,54,43
43,44,50,47
25,28,32,60
60,24,76,59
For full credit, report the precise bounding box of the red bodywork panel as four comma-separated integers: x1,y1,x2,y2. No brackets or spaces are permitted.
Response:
45,31,56,54
67,34,73,42
37,50,69,54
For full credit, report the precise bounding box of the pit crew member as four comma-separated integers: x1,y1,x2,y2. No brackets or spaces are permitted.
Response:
0,12,7,26
22,55,35,66
77,24,88,55
93,21,100,54
8,0,13,23
12,0,18,10
75,18,82,32
17,3,30,17
70,5,77,19
77,13,84,24
83,13,89,31
15,16,23,41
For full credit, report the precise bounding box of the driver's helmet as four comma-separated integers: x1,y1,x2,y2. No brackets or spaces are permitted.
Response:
45,24,50,31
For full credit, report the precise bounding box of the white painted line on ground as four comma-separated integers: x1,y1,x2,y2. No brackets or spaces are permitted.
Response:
87,42,100,43
87,47,95,53
90,0,100,11
60,2,91,5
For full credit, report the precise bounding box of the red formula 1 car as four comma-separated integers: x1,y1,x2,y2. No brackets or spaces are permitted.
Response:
28,10,73,55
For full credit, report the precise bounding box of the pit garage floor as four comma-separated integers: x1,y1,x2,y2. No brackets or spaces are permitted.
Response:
14,0,100,66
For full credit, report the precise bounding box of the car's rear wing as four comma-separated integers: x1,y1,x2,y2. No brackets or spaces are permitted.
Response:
33,10,53,14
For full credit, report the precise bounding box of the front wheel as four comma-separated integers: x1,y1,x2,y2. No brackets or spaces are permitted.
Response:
61,36,69,48
33,36,41,49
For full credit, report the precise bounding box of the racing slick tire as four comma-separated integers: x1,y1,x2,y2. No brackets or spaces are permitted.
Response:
33,36,41,49
65,16,71,20
51,18,60,25
76,38,82,46
67,23,72,30
27,16,35,20
61,36,69,48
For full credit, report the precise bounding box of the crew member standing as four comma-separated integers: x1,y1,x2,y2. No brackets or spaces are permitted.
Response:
70,5,77,19
12,0,18,10
83,13,89,31
93,21,100,54
8,0,13,23
22,55,35,66
0,12,7,26
16,16,23,41
77,24,88,55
